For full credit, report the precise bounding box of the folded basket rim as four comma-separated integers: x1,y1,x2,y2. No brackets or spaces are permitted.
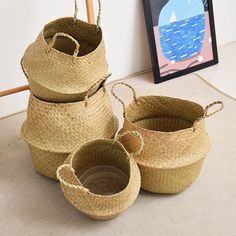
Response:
22,17,109,95
21,87,119,153
41,17,104,59
125,95,205,135
63,139,133,198
56,137,141,219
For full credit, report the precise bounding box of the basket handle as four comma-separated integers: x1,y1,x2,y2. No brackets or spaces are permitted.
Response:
20,58,28,79
74,0,102,30
84,73,112,107
111,82,138,117
115,131,144,158
193,101,224,130
56,164,90,192
47,32,80,61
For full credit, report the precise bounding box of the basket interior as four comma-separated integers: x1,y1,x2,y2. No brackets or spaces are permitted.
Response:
126,96,204,132
72,140,130,195
44,18,102,56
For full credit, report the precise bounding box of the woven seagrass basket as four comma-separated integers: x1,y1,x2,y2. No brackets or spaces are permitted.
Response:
21,82,118,180
21,0,109,102
57,131,143,220
112,82,224,194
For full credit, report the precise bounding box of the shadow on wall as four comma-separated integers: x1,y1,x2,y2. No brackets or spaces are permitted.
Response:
130,0,152,72
102,0,152,80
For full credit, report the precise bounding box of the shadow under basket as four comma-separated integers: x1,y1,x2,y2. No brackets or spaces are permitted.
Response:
112,82,224,194
57,132,143,220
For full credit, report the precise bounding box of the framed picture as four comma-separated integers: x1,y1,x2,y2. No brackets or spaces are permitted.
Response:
143,0,218,83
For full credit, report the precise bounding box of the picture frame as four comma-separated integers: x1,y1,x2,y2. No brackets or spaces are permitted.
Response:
143,0,218,83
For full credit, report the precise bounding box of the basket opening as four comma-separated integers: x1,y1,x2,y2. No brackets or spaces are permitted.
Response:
44,18,102,56
72,141,130,195
126,96,204,132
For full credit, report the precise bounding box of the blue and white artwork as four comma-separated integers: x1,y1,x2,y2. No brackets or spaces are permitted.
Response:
159,0,206,62
143,0,218,82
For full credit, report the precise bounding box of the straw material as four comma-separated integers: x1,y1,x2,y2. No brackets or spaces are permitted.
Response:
139,157,206,193
112,82,224,193
21,86,119,180
28,144,69,180
56,131,143,220
21,15,108,102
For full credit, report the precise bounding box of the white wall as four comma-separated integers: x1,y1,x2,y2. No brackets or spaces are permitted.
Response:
1,0,236,118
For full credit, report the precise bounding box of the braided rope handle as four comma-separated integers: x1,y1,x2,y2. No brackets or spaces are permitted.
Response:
56,164,90,192
47,32,80,61
111,82,138,117
115,131,144,158
74,0,78,22
194,101,224,130
84,73,112,106
74,0,102,29
57,131,143,190
203,101,224,118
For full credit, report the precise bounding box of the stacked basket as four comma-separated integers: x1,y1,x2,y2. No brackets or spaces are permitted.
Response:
21,1,118,180
19,1,225,221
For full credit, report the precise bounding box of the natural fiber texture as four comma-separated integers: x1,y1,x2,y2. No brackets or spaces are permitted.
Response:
22,17,108,102
28,144,69,180
112,82,224,193
22,86,118,152
57,131,143,220
139,157,206,193
21,86,118,180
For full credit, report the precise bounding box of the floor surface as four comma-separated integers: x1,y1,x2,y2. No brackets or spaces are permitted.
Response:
195,41,236,100
0,73,235,236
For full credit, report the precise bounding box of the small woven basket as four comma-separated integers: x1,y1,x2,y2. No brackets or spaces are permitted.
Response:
112,82,224,194
21,0,109,102
22,82,118,180
57,131,143,220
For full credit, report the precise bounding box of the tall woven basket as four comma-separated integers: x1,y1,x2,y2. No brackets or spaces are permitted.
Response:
112,82,224,194
21,0,109,102
21,81,118,180
57,131,143,220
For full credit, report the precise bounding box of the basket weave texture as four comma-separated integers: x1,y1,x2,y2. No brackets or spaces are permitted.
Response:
57,131,143,220
22,15,108,102
112,82,224,193
20,1,117,180
22,86,119,180
28,145,69,180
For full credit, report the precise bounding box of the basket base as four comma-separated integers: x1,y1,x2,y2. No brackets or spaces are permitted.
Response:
139,157,206,194
83,211,122,221
79,165,129,195
29,145,69,180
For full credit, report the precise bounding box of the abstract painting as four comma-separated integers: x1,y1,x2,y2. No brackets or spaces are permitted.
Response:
143,0,218,83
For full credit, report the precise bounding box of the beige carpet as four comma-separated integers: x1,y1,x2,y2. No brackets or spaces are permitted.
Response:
0,73,235,236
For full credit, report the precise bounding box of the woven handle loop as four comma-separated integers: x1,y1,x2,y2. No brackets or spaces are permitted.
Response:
193,101,224,130
84,73,111,107
47,32,80,61
56,164,90,192
203,101,224,118
74,0,102,30
111,82,138,117
116,131,144,158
